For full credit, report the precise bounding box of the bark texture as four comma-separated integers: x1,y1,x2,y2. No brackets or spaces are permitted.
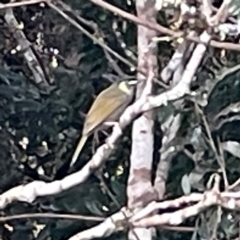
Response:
127,1,158,239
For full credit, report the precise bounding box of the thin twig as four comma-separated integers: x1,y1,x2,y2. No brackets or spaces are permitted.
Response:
48,2,168,88
228,177,240,190
48,2,136,70
56,0,99,31
0,213,104,222
55,0,128,77
103,49,126,77
195,103,229,188
0,0,43,9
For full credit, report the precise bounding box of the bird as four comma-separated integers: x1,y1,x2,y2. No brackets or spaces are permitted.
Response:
70,79,138,167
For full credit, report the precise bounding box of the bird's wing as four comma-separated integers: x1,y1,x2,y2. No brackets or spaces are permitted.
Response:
83,91,128,135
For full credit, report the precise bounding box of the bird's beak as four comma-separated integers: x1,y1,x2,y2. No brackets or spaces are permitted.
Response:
128,79,142,86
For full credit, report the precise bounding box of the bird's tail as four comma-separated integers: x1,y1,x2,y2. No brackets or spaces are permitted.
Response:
70,135,88,167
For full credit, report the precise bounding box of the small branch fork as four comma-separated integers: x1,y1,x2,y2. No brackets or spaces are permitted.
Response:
68,175,240,240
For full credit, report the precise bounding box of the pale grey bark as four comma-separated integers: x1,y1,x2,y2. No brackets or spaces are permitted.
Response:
127,1,158,240
4,8,49,88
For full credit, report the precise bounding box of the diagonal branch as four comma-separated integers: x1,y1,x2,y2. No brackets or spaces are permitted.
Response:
48,1,167,88
0,43,207,209
4,8,49,87
48,1,136,70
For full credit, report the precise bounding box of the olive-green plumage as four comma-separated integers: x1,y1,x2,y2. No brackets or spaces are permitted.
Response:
70,79,137,167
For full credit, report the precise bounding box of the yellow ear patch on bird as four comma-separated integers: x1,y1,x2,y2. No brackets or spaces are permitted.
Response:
118,81,131,94
118,80,138,94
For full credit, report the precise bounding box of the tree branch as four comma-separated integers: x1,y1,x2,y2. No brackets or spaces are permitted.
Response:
88,0,240,52
4,8,49,87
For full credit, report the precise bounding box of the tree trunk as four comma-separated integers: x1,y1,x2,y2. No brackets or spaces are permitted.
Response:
127,1,158,240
